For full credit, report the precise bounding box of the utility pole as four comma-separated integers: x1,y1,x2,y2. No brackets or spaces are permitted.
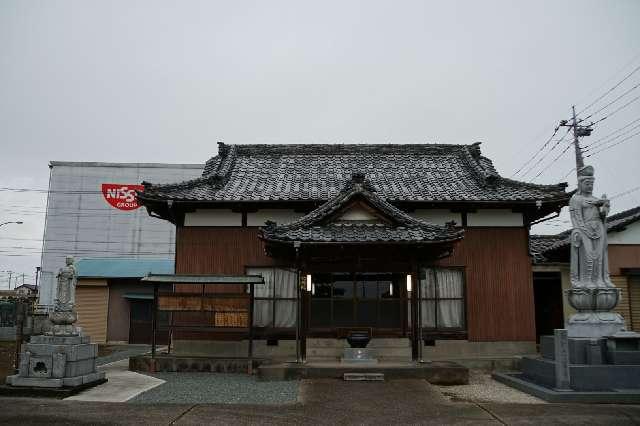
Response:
560,105,593,178
7,271,12,290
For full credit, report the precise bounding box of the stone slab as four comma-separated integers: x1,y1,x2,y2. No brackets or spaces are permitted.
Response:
65,358,97,377
257,360,468,385
494,372,640,404
6,375,63,388
29,335,90,345
522,356,640,391
609,351,640,365
0,378,107,398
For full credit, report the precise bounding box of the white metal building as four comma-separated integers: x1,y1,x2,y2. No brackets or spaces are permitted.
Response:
39,162,203,308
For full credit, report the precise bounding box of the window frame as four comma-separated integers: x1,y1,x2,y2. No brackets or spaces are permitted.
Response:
418,266,467,333
245,266,299,329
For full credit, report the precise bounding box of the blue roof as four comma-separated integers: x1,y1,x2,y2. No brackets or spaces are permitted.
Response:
76,258,174,278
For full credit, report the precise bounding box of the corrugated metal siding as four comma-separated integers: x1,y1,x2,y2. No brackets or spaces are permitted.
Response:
438,227,535,342
612,276,631,324
76,285,109,343
630,276,640,332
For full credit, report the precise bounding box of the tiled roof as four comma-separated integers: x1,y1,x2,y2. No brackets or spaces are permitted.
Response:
530,205,640,262
260,173,464,244
139,143,569,204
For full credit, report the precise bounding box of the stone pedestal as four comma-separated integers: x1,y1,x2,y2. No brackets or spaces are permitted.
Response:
6,334,105,388
521,331,640,392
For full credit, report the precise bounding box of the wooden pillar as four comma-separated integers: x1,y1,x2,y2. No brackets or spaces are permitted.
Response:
151,283,158,360
248,281,255,375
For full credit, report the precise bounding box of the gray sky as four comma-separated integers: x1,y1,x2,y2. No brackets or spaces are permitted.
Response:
1,0,639,288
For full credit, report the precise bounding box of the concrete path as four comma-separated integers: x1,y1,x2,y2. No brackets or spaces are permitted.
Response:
65,359,165,402
2,379,639,425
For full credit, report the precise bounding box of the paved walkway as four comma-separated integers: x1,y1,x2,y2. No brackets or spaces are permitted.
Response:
2,379,640,425
65,359,165,403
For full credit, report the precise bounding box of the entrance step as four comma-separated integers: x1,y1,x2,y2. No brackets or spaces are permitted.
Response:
343,373,384,381
306,339,412,362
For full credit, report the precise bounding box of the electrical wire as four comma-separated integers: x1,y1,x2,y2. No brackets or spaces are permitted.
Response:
576,64,640,116
583,122,640,152
521,128,572,179
511,126,560,177
582,116,640,149
578,82,640,124
584,130,640,158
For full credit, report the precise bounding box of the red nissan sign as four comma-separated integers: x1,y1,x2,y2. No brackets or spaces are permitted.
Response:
101,183,144,211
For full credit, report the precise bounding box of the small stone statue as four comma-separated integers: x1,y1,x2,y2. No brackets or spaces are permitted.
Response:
566,165,624,338
55,256,77,310
569,165,612,288
48,256,79,336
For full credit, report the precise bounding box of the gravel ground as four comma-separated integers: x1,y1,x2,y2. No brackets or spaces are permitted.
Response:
129,372,299,405
96,345,152,366
436,370,545,404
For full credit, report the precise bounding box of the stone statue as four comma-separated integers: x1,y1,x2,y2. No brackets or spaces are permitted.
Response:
566,165,624,338
569,165,612,288
54,256,77,310
48,256,79,336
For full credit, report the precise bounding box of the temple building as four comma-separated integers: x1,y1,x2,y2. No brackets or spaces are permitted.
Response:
137,143,570,361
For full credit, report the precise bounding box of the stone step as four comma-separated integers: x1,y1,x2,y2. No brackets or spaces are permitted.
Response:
306,338,411,349
306,346,412,359
343,373,384,381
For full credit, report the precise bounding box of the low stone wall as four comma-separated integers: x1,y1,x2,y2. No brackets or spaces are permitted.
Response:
129,355,265,373
172,339,297,360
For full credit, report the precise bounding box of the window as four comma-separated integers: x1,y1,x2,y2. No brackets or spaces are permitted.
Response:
418,267,465,330
309,272,404,329
246,267,298,328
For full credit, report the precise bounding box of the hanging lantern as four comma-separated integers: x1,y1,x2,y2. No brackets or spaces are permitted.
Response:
306,274,312,292
406,274,412,292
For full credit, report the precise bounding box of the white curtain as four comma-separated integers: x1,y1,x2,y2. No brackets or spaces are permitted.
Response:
435,269,464,328
246,267,297,328
247,267,274,327
419,268,464,329
274,268,297,327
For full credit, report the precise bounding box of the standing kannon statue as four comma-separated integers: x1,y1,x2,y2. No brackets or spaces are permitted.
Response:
566,165,624,338
48,256,79,336
569,165,612,288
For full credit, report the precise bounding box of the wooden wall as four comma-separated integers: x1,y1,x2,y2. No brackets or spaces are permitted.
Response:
608,245,640,275
175,225,536,343
437,228,536,342
176,227,275,275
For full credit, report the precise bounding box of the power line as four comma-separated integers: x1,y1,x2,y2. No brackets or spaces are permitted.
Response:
520,128,572,179
584,130,640,158
583,122,640,152
576,64,640,116
578,82,640,124
532,140,574,180
582,116,640,149
510,125,560,177
610,185,640,200
588,93,640,126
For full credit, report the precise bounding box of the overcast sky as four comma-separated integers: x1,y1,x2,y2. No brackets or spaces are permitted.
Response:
1,0,639,288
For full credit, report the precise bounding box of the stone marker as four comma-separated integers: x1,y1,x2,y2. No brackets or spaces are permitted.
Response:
553,329,571,391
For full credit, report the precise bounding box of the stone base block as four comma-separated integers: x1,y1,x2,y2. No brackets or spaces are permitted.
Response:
567,312,624,339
